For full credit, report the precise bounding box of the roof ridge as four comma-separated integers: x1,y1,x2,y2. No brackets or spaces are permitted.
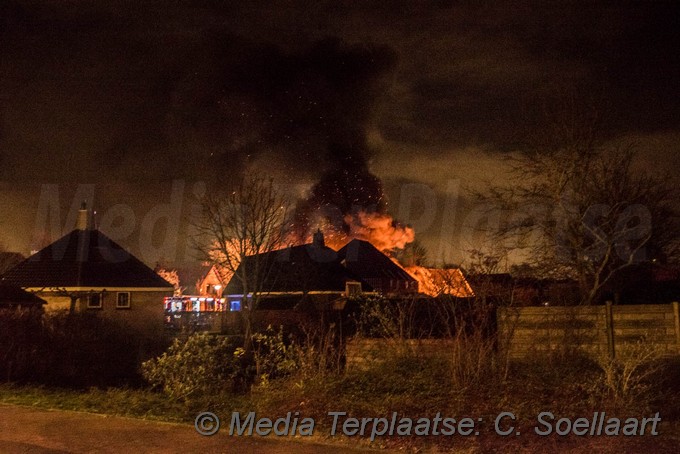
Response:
1,229,173,289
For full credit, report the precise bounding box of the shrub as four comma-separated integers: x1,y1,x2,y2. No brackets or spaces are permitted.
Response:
249,325,299,385
249,345,458,422
352,295,404,338
449,325,504,393
0,310,151,387
590,340,666,410
142,333,239,401
0,309,42,383
293,321,344,378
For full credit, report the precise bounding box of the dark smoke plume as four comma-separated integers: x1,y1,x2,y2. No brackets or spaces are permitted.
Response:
166,34,399,243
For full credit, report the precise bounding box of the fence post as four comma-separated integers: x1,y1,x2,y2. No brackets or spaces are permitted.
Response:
497,307,504,349
605,301,615,358
673,302,680,354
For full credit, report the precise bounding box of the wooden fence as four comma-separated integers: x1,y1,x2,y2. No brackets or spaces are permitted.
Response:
345,303,680,368
498,302,680,358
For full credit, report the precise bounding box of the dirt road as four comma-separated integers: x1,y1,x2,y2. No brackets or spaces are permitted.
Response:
0,404,368,454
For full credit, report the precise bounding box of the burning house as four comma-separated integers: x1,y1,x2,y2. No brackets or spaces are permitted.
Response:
165,225,479,333
404,266,474,298
214,231,370,332
223,231,370,308
196,264,231,299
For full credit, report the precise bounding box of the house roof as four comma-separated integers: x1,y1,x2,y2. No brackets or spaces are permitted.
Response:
201,264,233,286
1,229,173,289
337,239,417,284
404,267,474,297
0,252,25,274
225,242,369,295
0,284,46,306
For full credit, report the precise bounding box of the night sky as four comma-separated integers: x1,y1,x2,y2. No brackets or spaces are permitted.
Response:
2,1,680,265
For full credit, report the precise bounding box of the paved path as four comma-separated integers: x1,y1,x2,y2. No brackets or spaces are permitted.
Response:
0,404,369,454
3,404,680,454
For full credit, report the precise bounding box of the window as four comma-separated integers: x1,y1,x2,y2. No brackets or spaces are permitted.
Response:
230,300,241,312
116,292,130,309
87,293,102,309
345,281,362,296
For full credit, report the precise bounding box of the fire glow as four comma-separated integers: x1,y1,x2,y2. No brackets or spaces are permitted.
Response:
308,210,470,297
310,210,415,252
210,206,470,298
403,266,474,298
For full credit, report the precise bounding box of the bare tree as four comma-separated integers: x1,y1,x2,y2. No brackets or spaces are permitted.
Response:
192,173,289,349
29,287,96,314
479,143,678,305
476,91,679,305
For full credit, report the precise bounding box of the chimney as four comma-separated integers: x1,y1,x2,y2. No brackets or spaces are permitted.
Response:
312,229,325,248
76,202,90,230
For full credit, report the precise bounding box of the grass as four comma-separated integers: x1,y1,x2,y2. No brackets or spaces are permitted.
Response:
243,346,680,452
0,384,191,422
2,342,680,453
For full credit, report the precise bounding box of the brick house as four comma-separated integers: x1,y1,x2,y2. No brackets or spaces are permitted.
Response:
1,205,174,334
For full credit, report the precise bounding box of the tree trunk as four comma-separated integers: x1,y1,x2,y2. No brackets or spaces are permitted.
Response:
243,310,253,353
69,295,78,314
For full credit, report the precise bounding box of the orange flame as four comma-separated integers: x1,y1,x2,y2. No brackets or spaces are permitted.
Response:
300,210,416,253
344,211,415,252
404,266,475,297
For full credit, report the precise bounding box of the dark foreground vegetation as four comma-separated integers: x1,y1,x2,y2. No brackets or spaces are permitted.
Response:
0,310,168,387
2,302,680,452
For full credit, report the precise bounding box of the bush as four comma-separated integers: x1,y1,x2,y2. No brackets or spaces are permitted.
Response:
250,326,299,385
293,321,344,378
249,346,457,423
142,333,239,402
449,324,504,393
590,340,666,411
0,309,43,382
0,310,154,387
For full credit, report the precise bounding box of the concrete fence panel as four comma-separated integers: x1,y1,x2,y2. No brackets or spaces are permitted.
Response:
498,302,680,358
